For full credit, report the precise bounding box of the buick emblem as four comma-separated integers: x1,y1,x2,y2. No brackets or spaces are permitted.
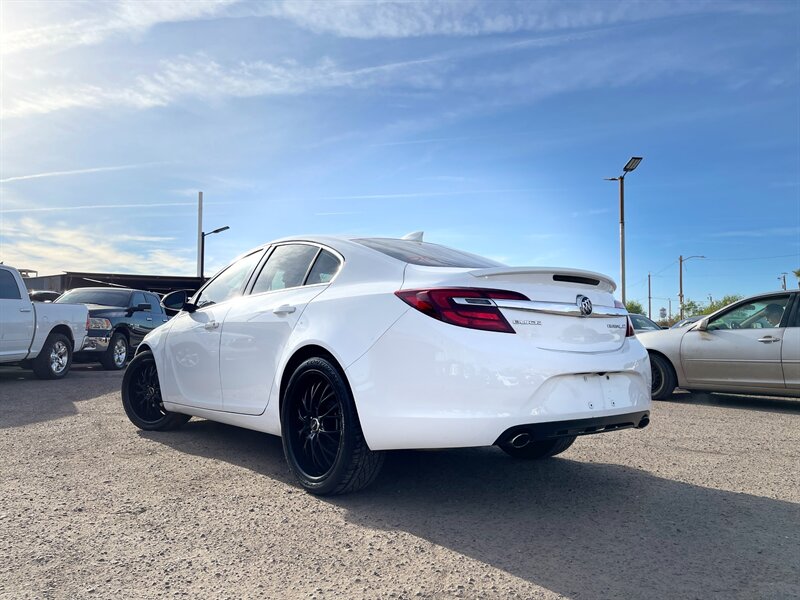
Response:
576,295,593,316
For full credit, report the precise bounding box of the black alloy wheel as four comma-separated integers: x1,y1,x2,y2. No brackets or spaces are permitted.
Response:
281,357,384,495
121,351,190,431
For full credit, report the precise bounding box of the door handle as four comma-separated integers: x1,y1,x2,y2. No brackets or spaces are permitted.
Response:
162,318,169,322
146,317,153,321
204,321,220,330
19,308,32,312
757,336,780,343
273,305,297,315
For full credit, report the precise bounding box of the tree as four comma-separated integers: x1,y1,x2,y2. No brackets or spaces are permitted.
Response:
794,268,800,289
625,300,645,315
682,294,744,318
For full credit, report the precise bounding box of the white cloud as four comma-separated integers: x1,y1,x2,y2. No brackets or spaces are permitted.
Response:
1,0,239,55
259,0,770,39
0,217,194,275
0,163,159,183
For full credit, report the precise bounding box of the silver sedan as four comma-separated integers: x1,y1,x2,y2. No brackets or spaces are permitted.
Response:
638,291,800,399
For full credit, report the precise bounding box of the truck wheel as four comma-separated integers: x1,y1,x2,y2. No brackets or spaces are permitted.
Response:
32,333,73,379
101,332,128,370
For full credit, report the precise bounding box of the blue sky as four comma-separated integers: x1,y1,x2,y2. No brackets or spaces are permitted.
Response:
1,0,798,314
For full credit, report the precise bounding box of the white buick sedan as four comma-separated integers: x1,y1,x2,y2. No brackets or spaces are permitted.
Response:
122,234,651,494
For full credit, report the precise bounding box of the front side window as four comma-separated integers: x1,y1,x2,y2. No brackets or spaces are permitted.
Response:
131,292,147,309
146,293,162,314
195,251,263,308
251,244,319,294
708,295,790,330
0,270,21,300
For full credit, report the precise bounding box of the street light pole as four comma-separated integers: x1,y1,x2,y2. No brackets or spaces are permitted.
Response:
648,272,652,319
200,225,231,279
605,157,642,306
678,254,706,319
779,273,787,290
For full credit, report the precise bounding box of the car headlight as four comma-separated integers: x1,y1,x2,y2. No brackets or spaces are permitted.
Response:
88,317,112,330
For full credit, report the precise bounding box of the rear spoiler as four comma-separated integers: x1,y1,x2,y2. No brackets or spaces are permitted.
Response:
468,267,617,293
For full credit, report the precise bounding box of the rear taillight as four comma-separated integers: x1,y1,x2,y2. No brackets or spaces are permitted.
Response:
395,288,529,333
615,300,636,337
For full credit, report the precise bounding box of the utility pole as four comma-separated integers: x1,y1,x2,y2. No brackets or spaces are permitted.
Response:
647,272,652,319
678,254,706,319
668,298,672,319
196,191,203,278
779,273,787,290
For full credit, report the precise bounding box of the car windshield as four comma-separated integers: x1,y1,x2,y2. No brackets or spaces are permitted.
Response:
355,238,504,268
56,289,131,307
629,314,660,331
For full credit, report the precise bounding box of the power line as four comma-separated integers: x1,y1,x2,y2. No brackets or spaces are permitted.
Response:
706,253,798,262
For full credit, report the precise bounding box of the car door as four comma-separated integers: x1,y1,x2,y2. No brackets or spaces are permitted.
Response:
220,244,343,415
0,268,35,360
681,294,790,390
782,294,800,391
160,250,264,411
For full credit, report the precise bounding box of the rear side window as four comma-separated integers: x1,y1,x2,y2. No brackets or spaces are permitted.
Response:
251,244,319,294
355,238,504,268
0,270,21,299
306,250,342,285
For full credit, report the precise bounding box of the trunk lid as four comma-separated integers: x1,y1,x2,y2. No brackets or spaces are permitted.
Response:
402,265,629,353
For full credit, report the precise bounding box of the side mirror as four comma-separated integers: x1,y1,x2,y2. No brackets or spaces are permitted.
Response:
161,289,196,313
127,303,149,315
694,318,709,332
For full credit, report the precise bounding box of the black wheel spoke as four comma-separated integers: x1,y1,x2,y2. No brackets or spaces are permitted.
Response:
286,370,343,478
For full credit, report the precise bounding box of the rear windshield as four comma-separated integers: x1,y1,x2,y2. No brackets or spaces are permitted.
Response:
355,238,504,268
56,289,131,307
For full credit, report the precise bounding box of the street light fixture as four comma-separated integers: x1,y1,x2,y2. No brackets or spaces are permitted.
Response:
200,225,230,279
678,254,706,319
605,156,643,305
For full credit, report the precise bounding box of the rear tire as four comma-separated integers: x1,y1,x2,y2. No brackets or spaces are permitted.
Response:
649,352,677,400
281,357,384,495
122,351,190,431
500,435,576,459
32,333,72,379
101,332,129,370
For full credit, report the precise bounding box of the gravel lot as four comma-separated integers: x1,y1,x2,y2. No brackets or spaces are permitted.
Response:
1,364,798,600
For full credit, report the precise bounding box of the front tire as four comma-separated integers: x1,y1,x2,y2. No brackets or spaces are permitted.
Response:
32,333,72,379
500,435,576,459
281,357,384,495
122,351,190,431
650,352,677,400
101,332,129,370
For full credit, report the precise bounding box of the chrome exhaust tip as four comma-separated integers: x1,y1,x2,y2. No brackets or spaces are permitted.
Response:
510,433,530,448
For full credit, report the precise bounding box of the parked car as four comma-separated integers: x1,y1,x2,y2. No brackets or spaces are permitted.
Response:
55,287,169,370
120,234,652,495
629,313,664,334
639,291,800,399
0,266,88,379
28,290,61,303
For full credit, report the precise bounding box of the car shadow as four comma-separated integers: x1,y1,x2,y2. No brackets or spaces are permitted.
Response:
0,364,121,429
664,389,800,414
142,421,800,600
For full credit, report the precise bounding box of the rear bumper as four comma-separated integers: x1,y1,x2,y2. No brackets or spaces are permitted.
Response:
346,308,652,450
494,411,650,445
80,334,110,353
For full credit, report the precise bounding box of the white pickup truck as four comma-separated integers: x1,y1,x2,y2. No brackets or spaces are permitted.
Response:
0,265,88,379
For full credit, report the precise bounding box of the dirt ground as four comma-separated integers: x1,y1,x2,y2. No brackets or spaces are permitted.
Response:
1,363,798,600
